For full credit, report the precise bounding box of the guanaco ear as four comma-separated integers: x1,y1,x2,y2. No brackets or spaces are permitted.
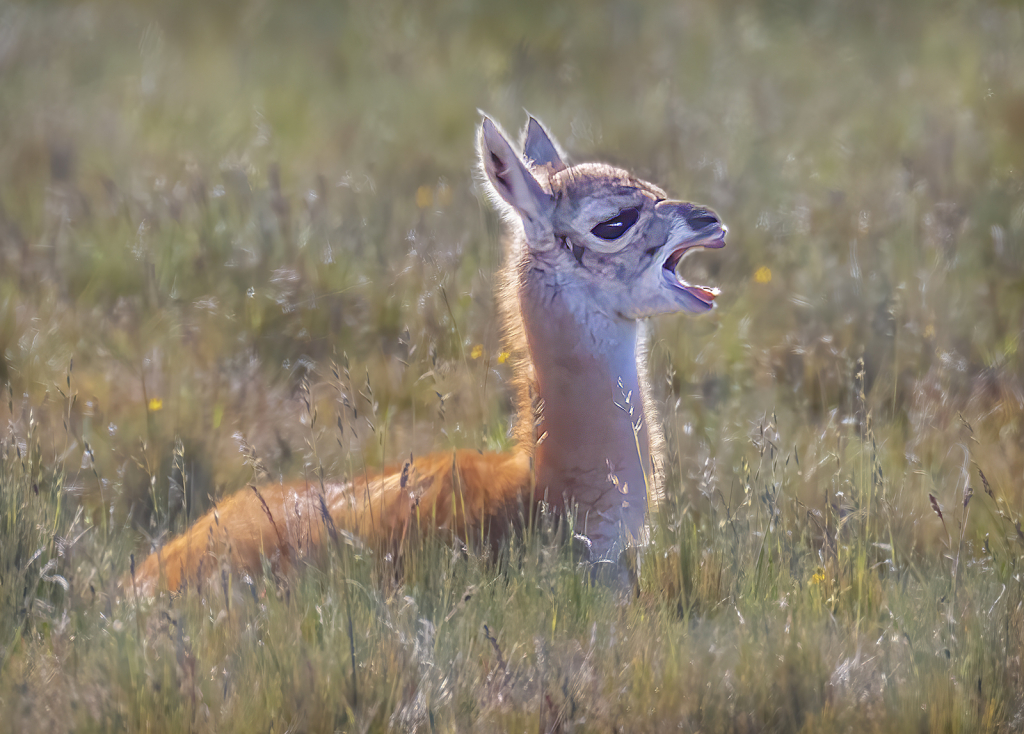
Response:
522,116,566,173
479,117,555,239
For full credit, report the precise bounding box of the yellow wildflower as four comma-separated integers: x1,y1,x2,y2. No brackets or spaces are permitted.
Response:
470,344,483,359
754,266,772,284
148,398,163,412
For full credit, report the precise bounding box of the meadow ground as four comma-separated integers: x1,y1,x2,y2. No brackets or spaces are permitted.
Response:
1,1,1023,731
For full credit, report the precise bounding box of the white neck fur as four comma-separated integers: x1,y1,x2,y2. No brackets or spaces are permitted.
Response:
519,255,653,560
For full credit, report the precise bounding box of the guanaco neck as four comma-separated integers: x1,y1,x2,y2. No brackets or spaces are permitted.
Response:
516,256,653,560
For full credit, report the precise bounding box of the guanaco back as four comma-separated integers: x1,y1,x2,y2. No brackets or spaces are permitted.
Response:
131,116,726,594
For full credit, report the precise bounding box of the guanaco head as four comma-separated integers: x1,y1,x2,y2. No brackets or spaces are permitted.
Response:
479,115,726,319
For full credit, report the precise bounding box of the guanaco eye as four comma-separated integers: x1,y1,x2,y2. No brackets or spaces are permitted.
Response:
591,207,640,241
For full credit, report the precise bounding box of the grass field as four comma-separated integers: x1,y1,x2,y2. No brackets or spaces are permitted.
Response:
2,0,1023,730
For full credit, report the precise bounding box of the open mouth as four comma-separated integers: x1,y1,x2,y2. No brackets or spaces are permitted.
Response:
662,226,727,305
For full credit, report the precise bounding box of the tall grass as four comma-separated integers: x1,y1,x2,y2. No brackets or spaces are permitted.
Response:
1,0,1023,730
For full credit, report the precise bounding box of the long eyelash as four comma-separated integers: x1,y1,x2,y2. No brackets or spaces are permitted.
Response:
562,236,585,266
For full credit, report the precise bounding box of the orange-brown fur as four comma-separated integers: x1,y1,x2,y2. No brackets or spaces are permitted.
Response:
133,450,532,594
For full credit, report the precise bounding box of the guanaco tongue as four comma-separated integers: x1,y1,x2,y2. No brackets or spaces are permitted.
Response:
684,284,719,303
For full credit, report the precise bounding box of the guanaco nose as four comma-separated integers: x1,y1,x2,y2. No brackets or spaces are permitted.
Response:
684,207,721,231
656,201,722,233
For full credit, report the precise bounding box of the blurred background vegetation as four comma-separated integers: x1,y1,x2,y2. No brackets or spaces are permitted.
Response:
2,0,1021,548
1,0,1023,730
3,0,1021,545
